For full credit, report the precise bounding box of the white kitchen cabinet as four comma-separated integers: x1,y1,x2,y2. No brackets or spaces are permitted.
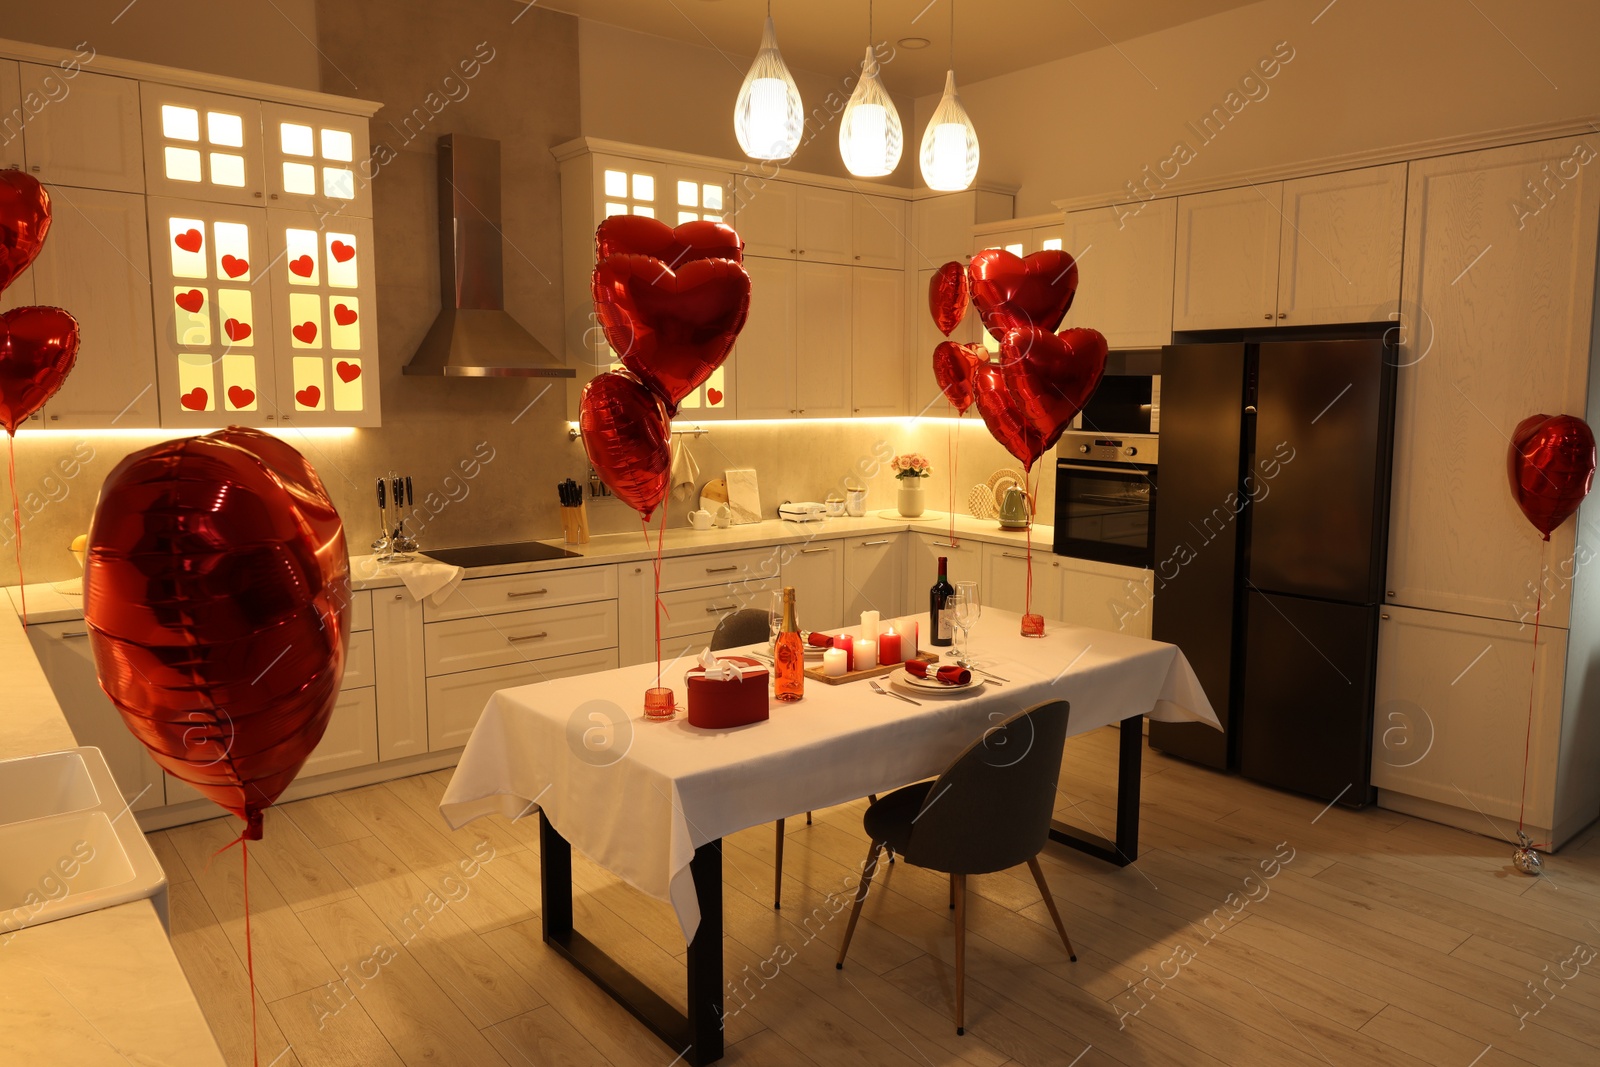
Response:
139,83,266,207
299,687,379,779
843,532,907,620
1388,139,1599,628
1275,163,1406,325
797,186,852,264
850,267,904,416
1063,198,1176,349
734,256,798,419
910,188,1016,270
735,257,851,418
425,565,618,621
30,187,160,428
735,179,799,259
907,532,983,614
1032,223,1064,251
1058,559,1154,638
373,588,427,762
0,60,23,171
853,194,905,268
981,542,1063,621
27,621,165,812
619,548,782,666
1173,182,1283,331
258,101,372,217
18,65,143,192
427,649,619,752
423,600,618,676
780,539,845,631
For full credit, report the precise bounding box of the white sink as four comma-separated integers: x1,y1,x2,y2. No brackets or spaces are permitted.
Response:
0,748,168,938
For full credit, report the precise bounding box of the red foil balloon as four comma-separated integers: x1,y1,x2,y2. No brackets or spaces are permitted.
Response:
595,216,743,268
83,428,350,839
932,340,986,414
974,327,1108,468
1508,414,1596,540
0,171,51,295
968,248,1079,343
580,371,673,521
0,305,80,435
591,254,751,416
929,260,968,337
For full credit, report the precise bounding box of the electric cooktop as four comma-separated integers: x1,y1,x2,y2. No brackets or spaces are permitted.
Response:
422,541,582,568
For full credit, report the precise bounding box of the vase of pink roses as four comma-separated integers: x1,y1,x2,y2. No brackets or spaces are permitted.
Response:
892,453,931,517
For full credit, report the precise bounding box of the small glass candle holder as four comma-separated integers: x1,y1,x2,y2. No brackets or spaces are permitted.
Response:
643,686,677,721
1021,613,1046,638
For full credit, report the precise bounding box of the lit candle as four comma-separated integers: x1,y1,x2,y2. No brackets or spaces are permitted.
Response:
877,627,902,666
823,647,849,677
832,633,855,670
853,638,876,673
860,610,880,641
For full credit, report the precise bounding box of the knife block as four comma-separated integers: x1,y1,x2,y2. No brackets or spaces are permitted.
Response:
561,503,590,545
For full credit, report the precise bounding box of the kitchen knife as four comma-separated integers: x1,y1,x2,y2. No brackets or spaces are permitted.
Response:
376,477,385,510
405,476,414,507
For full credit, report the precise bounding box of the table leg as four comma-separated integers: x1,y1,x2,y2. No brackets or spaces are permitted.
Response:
539,813,725,1065
1049,714,1142,867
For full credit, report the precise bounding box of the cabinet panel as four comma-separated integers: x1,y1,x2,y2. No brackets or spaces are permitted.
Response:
299,687,378,779
32,187,159,428
19,66,143,192
0,60,23,171
657,577,780,640
796,186,852,264
907,533,983,614
794,262,852,416
427,649,618,752
343,631,376,690
780,540,844,631
844,533,906,620
140,84,265,206
850,267,904,416
734,256,797,418
259,102,372,218
912,192,978,268
425,565,618,621
853,195,905,268
373,589,426,762
1389,139,1599,627
424,600,618,676
658,547,782,592
981,543,1061,621
1276,163,1406,325
1059,562,1154,639
735,180,797,258
1063,198,1176,349
1173,183,1282,331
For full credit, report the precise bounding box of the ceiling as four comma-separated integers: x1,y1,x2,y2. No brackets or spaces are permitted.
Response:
539,0,1261,97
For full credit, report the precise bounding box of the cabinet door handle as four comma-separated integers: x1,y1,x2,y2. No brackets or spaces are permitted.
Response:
706,604,736,614
1277,312,1287,319
1380,613,1390,621
859,539,891,547
704,565,738,574
1001,552,1032,559
800,547,831,555
506,588,549,598
58,630,88,639
507,631,548,642
394,593,404,601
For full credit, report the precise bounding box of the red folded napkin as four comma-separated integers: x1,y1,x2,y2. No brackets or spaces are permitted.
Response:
904,660,971,686
807,631,835,648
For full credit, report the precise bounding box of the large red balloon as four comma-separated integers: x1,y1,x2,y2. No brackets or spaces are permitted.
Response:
0,305,80,435
1508,414,1596,540
580,371,673,521
592,254,751,416
0,171,50,295
933,340,986,414
929,260,968,337
83,428,350,839
968,248,1079,343
974,327,1108,468
596,216,743,268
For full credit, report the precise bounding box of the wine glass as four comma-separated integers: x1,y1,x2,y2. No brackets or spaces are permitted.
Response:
951,581,981,666
767,589,783,651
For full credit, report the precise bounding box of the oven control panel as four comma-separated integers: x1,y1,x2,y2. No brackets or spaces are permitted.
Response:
1057,432,1158,465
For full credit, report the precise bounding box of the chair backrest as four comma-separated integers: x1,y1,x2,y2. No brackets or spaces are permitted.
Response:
902,700,1071,875
710,608,771,652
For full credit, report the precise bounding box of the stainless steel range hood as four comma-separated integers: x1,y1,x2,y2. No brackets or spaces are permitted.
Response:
404,134,574,378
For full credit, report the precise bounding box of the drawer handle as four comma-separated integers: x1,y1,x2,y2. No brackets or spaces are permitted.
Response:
706,604,736,614
506,589,549,598
1001,552,1031,560
59,630,88,639
800,547,831,555
704,565,738,574
508,631,549,642
859,539,891,547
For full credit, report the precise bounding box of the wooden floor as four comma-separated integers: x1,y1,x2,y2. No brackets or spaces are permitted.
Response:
149,726,1600,1067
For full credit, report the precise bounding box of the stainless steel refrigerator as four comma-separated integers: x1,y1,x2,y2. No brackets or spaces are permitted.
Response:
1147,338,1397,807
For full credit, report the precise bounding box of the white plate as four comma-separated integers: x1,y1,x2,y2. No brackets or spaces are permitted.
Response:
889,666,982,696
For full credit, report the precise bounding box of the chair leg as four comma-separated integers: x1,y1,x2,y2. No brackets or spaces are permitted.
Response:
863,795,893,863
835,839,883,969
953,873,967,1035
773,819,785,909
806,810,812,825
1026,855,1077,962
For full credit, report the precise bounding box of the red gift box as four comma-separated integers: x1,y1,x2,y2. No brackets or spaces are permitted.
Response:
685,656,771,729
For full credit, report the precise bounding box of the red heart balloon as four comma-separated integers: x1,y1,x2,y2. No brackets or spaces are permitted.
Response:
968,248,1079,343
975,327,1108,468
580,371,673,521
592,254,751,416
932,341,986,414
0,171,51,295
595,216,743,269
83,427,350,840
0,306,80,435
929,261,969,337
1508,414,1596,540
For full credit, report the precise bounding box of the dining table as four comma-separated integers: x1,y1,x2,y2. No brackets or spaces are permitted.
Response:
439,608,1219,1065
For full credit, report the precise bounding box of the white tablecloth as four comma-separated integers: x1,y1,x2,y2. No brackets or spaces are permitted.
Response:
440,609,1218,941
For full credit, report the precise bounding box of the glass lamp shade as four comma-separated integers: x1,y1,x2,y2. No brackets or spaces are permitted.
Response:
919,70,980,191
839,46,903,178
734,17,804,161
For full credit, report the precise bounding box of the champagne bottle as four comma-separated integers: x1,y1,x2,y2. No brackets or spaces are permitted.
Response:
774,586,804,702
930,556,955,647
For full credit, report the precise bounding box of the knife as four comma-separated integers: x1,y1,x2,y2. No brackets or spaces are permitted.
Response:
405,476,414,507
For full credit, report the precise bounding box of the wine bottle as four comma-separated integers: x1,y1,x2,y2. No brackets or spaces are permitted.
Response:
775,586,804,702
930,556,955,647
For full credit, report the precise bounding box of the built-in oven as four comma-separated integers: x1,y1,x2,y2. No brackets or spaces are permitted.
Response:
1071,349,1161,436
1052,431,1157,567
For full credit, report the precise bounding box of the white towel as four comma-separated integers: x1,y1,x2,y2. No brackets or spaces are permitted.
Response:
670,436,700,499
383,559,465,605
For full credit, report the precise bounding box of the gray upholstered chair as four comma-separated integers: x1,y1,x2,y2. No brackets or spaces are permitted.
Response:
834,700,1077,1035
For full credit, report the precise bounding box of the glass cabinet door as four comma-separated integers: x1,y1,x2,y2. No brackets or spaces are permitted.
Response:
140,84,266,207
259,102,372,218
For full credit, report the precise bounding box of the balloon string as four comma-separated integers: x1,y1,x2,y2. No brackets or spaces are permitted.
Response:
9,435,23,627
947,413,958,545
244,837,258,1067
1516,539,1548,848
644,508,668,688
1023,462,1034,618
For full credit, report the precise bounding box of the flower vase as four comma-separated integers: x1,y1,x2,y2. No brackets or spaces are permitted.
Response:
897,480,926,518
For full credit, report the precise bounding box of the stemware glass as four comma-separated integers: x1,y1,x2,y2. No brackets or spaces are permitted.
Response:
950,580,981,666
768,589,783,651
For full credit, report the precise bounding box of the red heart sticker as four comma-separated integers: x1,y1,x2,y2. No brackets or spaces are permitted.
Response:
295,384,321,407
174,228,203,254
221,255,249,278
289,255,314,278
0,172,52,295
175,289,204,314
706,387,723,406
968,248,1079,343
0,306,80,435
180,386,208,412
591,254,751,416
594,216,743,269
974,327,1108,468
223,318,251,342
329,240,355,263
335,361,361,383
227,385,255,408
292,322,317,344
932,341,987,415
333,303,357,326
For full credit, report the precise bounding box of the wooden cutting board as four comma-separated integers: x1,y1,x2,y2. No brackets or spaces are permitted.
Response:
699,477,728,514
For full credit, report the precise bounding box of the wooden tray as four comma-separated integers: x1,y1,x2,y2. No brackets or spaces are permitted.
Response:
805,649,939,685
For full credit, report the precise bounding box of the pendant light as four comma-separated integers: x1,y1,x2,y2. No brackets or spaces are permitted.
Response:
919,0,979,191
734,2,804,161
839,0,903,178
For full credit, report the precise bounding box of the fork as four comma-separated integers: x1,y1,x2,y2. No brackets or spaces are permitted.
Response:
869,680,921,706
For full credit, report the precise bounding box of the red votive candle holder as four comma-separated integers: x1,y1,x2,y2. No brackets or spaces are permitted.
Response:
1021,613,1046,638
644,686,677,720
